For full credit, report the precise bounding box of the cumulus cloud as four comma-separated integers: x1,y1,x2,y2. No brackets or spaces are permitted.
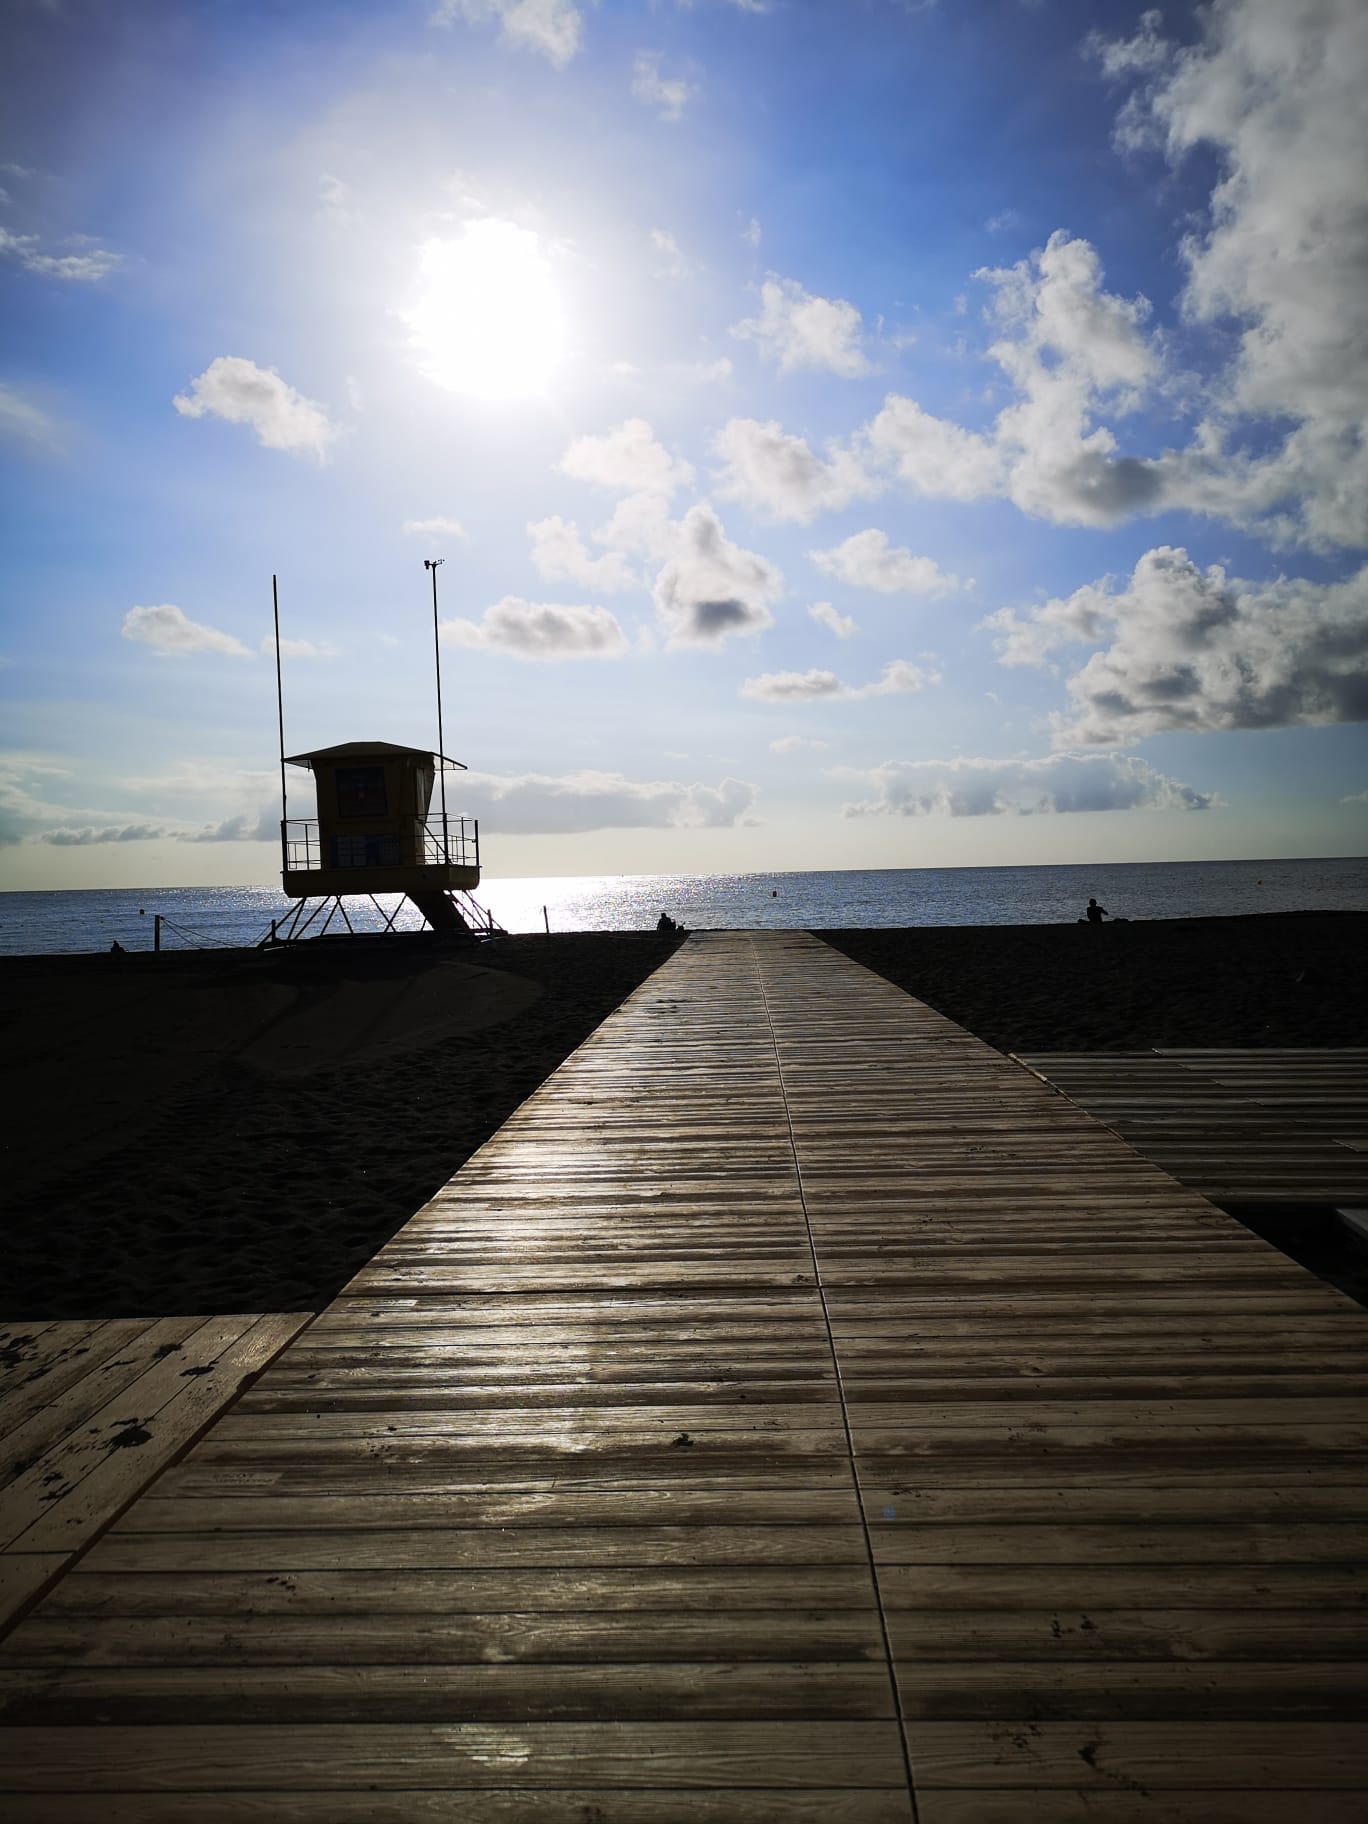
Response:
433,0,583,67
528,516,636,591
842,751,1216,818
403,516,466,539
732,275,870,377
560,417,694,496
632,53,698,121
442,595,628,660
741,659,934,702
173,357,337,461
460,767,757,832
0,225,120,281
810,529,959,597
651,503,782,647
1091,0,1368,550
809,601,858,639
865,233,1169,528
711,417,880,523
121,605,252,659
984,546,1368,747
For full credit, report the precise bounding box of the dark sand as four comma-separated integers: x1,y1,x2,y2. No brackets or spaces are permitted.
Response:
3,912,1365,1320
2,932,681,1319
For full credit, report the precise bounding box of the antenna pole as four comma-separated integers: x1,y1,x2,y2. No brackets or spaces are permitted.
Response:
272,575,288,862
427,559,448,861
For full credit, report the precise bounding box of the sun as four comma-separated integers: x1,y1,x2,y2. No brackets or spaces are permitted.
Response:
403,219,566,400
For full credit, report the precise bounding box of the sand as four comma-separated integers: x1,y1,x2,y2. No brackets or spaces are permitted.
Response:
3,911,1365,1320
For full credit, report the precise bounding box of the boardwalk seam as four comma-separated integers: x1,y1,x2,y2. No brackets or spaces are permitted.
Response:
748,932,923,1823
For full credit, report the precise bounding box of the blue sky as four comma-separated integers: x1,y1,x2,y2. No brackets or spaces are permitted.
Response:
2,0,1366,889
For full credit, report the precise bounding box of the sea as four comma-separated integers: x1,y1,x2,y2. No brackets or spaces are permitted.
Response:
2,855,1366,957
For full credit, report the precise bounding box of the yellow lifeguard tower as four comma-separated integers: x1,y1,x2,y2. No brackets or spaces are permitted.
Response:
269,562,498,942
277,741,490,939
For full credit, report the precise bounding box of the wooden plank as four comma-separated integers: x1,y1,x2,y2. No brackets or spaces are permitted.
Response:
904,1720,1368,1788
1,1792,916,1822
5,1313,312,1554
43,1565,879,1616
0,1320,157,1447
0,1661,898,1724
918,1796,1368,1823
0,1554,69,1635
1,1721,913,1791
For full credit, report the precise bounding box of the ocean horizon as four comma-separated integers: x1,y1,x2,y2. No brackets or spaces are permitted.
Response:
2,855,1366,957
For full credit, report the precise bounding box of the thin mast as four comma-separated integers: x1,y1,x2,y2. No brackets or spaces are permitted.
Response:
426,558,448,859
272,575,288,841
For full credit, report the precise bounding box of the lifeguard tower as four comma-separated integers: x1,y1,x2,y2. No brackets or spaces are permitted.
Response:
276,741,493,940
268,563,499,943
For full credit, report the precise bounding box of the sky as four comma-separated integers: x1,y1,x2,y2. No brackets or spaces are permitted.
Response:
2,0,1366,891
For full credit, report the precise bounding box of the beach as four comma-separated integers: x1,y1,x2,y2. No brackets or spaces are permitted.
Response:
4,910,1365,1320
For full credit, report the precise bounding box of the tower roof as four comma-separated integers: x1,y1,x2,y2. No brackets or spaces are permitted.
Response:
284,742,465,770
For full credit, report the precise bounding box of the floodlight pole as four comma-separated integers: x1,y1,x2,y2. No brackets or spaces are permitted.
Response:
426,559,448,862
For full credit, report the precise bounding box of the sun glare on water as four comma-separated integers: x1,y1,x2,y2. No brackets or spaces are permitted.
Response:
404,219,566,400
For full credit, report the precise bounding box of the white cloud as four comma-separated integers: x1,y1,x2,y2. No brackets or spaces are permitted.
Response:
1092,0,1368,550
741,659,934,702
712,417,880,523
810,529,959,596
0,381,60,451
732,275,870,377
650,228,691,280
809,601,858,639
989,546,1368,748
0,225,120,282
460,767,757,832
260,635,338,659
875,233,1168,527
651,503,782,648
632,52,699,122
770,735,828,753
442,595,628,660
742,217,762,248
403,516,467,539
121,605,252,659
433,0,583,68
679,357,733,384
528,516,637,591
173,357,337,461
842,751,1216,818
865,395,1005,503
560,417,694,496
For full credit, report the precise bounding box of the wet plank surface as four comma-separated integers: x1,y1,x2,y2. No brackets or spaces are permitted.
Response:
0,1315,310,1633
3,931,1366,1817
1016,1047,1368,1205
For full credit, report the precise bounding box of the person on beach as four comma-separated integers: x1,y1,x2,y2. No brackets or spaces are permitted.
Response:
1085,897,1109,924
656,912,677,932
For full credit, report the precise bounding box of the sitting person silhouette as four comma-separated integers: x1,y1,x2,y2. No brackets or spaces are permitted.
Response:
1085,897,1109,924
656,911,677,932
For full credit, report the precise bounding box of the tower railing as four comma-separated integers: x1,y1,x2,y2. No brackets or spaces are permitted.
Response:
281,813,480,873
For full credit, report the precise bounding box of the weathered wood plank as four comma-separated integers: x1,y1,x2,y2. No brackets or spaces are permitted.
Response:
1,1721,913,1792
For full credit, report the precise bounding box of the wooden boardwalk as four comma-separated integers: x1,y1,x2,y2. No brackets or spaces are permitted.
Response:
0,1314,309,1637
3,930,1367,1819
1016,1048,1368,1207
